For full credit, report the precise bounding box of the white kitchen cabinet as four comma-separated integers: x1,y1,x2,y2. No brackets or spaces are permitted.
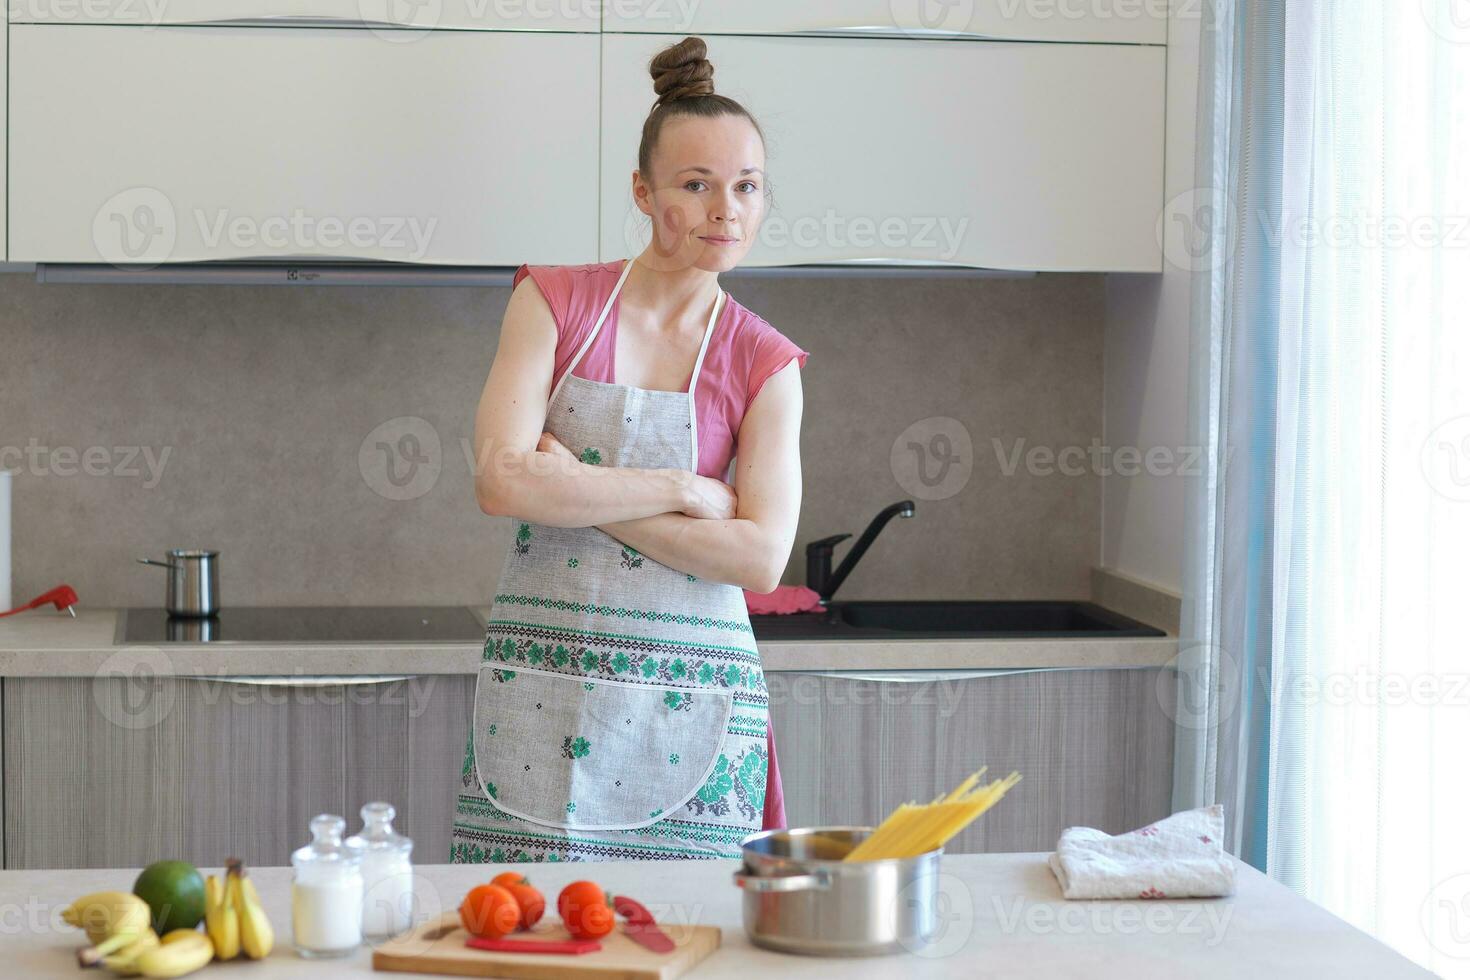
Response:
10,0,596,31
600,34,1165,272
605,0,1166,46
9,26,600,265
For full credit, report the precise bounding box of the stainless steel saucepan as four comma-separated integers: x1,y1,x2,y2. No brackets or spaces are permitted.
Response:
137,549,220,617
733,826,941,956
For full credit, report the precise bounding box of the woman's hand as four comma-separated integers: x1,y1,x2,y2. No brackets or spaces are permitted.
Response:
537,431,578,462
679,474,738,521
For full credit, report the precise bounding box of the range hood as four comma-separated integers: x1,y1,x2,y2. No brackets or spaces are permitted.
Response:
31,260,1033,286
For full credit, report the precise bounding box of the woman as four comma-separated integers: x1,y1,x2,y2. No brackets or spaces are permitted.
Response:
450,36,809,863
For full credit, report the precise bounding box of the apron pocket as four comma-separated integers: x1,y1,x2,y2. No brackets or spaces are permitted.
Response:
471,664,734,831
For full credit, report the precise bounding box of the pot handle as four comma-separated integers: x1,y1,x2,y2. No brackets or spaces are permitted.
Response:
137,558,177,570
732,869,833,893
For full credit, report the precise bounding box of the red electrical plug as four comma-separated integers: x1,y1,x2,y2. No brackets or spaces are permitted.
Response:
0,585,80,618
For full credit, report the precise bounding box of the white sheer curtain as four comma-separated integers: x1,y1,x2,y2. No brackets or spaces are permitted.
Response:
1183,0,1470,972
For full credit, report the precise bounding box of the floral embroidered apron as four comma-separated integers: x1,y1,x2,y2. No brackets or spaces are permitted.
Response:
451,258,769,863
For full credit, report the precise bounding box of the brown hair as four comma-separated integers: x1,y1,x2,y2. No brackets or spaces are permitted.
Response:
638,36,766,183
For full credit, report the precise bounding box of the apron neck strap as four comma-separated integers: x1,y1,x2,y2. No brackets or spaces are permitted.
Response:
550,258,636,404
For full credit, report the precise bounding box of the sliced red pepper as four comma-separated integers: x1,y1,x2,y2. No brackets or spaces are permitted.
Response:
465,936,602,955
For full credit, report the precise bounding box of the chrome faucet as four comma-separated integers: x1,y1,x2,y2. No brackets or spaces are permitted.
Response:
805,500,916,603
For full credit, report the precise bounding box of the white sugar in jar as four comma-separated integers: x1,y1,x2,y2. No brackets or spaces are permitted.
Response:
290,814,365,958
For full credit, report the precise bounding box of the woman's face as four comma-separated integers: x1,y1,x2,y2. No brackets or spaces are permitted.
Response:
634,113,766,273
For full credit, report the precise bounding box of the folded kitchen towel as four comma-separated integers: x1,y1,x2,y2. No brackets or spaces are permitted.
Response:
1047,804,1236,900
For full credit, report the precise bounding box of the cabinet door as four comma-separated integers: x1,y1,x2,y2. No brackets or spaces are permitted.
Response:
2,675,474,869
600,34,1164,272
10,0,597,31
766,668,1175,853
605,0,1166,46
9,27,599,265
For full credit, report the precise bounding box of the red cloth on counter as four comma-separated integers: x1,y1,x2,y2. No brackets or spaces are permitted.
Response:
745,584,823,615
762,723,787,830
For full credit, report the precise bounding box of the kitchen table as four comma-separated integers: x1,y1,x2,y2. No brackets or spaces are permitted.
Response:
0,853,1430,978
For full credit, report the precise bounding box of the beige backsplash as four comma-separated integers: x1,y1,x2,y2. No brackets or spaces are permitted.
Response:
1,270,1104,607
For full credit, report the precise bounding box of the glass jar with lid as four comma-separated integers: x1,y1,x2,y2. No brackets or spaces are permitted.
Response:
346,801,415,939
290,813,365,957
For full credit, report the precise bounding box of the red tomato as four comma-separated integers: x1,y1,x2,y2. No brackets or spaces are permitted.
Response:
459,884,520,940
557,880,614,940
487,873,544,930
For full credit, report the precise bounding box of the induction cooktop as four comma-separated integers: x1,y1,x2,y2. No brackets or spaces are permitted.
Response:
117,606,486,644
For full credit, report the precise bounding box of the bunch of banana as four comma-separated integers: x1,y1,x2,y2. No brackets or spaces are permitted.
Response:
81,928,160,975
130,929,214,978
206,858,274,960
62,891,152,946
202,872,238,960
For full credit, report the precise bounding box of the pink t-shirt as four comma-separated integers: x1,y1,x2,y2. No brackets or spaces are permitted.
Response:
513,261,810,480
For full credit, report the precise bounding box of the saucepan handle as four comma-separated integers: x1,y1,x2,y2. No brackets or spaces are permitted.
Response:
732,869,833,892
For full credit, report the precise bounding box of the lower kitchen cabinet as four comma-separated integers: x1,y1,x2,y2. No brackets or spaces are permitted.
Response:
1,675,473,870
2,668,1175,867
766,668,1175,853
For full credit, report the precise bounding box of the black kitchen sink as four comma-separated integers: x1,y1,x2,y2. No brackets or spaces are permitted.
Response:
748,600,1166,641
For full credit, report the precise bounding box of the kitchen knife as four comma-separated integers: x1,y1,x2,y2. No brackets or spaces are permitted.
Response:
613,895,676,954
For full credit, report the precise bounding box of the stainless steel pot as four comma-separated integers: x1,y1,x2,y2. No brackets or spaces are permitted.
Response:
137,549,220,617
733,826,941,956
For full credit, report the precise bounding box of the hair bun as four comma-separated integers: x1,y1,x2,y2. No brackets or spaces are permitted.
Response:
649,36,715,108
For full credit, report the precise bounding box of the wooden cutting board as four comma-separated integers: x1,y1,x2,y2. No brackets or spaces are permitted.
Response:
371,910,722,979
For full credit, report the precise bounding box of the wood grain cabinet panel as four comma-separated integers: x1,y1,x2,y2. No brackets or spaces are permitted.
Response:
2,676,473,869
766,668,1175,852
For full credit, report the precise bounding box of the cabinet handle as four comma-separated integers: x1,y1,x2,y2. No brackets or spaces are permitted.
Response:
788,26,1007,41
172,16,412,29
798,668,1067,683
182,674,413,686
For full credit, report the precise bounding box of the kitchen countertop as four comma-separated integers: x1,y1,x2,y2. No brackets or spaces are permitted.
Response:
0,607,1178,677
2,855,1428,978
